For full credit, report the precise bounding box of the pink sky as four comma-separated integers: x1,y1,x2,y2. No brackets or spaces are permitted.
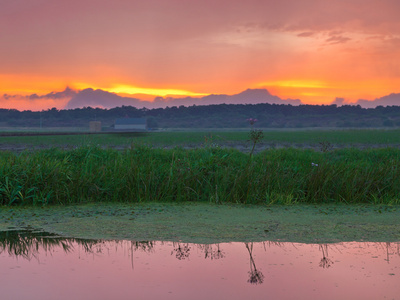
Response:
1,0,400,110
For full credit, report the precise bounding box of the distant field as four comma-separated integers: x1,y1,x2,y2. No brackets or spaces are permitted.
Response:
0,128,400,150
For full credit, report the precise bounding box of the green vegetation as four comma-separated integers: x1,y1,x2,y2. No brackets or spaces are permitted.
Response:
1,126,400,257
2,102,400,128
0,146,399,206
1,129,399,243
2,128,400,148
1,203,400,243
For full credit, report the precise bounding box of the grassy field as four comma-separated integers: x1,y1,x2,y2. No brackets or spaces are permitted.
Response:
0,128,399,206
1,128,400,149
1,129,400,243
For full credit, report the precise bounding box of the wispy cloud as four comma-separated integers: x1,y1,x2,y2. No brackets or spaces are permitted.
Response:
1,87,76,111
297,32,315,37
325,35,351,44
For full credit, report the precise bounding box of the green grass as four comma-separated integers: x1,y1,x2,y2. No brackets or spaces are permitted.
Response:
1,128,400,148
0,146,399,206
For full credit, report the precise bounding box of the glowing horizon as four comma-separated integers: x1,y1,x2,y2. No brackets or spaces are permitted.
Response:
1,0,400,110
72,83,208,98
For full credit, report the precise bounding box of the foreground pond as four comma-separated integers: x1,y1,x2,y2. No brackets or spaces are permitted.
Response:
1,230,399,300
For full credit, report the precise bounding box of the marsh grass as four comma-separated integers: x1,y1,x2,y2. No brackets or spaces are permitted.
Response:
0,146,399,206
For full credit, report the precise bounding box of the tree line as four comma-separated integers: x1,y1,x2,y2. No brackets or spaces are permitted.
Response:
1,103,400,129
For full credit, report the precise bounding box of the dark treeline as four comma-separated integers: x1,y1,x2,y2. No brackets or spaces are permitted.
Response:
1,103,400,128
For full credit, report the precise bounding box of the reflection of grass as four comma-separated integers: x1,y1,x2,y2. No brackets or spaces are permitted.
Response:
0,231,227,262
0,229,162,261
0,230,99,260
245,242,264,284
0,146,400,206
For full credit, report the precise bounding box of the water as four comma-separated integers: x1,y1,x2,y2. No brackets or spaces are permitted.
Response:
1,230,399,300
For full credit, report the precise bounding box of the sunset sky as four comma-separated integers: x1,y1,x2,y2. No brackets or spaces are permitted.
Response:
1,0,400,110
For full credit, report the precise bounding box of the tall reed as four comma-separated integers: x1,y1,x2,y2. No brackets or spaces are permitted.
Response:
0,146,399,206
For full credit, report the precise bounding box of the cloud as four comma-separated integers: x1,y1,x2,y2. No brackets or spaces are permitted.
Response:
3,85,400,111
297,32,315,37
330,93,400,108
354,93,400,108
331,97,346,106
64,88,302,110
325,35,351,44
2,94,18,100
0,87,76,111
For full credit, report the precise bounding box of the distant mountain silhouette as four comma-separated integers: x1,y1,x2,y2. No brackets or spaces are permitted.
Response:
37,86,77,99
192,89,300,106
64,88,301,109
64,88,145,109
3,87,77,101
354,93,400,108
3,87,400,110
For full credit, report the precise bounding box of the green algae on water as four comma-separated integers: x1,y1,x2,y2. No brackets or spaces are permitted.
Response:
1,203,400,244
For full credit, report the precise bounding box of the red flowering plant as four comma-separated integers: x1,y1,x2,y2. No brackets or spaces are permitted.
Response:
246,118,258,128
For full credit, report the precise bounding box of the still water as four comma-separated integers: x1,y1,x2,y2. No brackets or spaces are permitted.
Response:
1,230,399,300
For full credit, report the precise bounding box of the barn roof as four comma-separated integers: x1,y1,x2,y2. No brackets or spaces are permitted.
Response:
115,118,146,125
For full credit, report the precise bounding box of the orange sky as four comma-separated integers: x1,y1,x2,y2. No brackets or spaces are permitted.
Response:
1,0,400,110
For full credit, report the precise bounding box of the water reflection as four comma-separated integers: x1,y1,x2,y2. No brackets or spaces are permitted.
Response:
172,243,191,260
0,230,99,260
1,229,400,300
245,243,264,285
132,240,156,253
198,243,224,260
2,230,400,276
319,244,334,269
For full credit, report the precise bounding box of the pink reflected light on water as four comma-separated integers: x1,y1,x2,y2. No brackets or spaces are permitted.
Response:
1,240,400,300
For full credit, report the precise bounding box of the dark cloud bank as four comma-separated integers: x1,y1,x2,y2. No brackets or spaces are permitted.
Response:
59,88,400,109
3,87,400,110
2,87,77,101
64,88,301,109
